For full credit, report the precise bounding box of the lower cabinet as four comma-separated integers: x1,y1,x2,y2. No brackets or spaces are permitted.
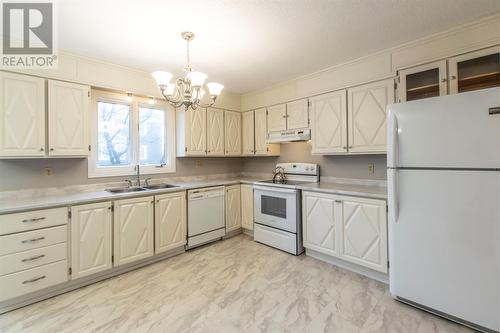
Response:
71,202,113,279
114,196,154,266
155,191,187,254
225,185,241,233
302,191,388,273
241,184,254,230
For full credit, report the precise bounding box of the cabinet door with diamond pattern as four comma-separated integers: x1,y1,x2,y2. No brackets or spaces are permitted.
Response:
347,79,394,153
114,196,154,266
207,108,224,156
48,80,90,156
0,72,46,157
310,90,347,154
185,107,206,155
71,202,112,279
155,191,186,254
340,197,387,273
224,111,241,155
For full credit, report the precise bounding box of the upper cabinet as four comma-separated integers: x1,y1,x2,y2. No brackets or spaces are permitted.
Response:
180,107,207,156
254,108,280,156
267,104,287,132
206,108,224,156
0,72,46,157
48,80,90,156
310,90,347,154
347,79,394,153
267,100,309,133
448,46,500,94
242,110,255,156
224,111,241,156
0,72,90,158
286,99,309,130
397,46,500,102
397,60,447,102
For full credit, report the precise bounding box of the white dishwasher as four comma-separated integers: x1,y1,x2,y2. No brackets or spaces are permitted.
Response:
187,186,225,248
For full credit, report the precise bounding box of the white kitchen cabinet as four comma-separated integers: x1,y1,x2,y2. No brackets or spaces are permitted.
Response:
347,79,394,153
48,80,90,156
310,90,347,154
302,191,387,273
155,191,187,254
0,72,46,157
267,104,287,132
225,185,241,233
224,111,241,156
254,108,280,156
70,202,112,279
397,60,447,102
302,191,341,256
206,108,224,156
340,196,387,273
286,99,309,130
240,184,254,230
114,196,154,266
448,46,500,94
242,111,255,156
177,107,206,156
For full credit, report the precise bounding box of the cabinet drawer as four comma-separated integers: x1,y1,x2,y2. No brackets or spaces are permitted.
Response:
0,225,67,256
0,243,67,276
0,208,68,235
0,260,67,302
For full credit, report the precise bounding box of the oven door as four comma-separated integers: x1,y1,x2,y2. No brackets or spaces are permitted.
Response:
253,185,297,233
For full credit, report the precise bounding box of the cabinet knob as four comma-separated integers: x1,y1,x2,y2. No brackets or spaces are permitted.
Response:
441,78,447,83
335,200,342,203
49,148,54,151
40,147,44,151
451,75,457,80
342,146,347,149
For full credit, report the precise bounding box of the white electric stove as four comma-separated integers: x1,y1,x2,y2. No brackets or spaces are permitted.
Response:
253,163,319,255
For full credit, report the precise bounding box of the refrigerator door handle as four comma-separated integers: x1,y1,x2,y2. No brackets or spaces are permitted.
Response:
388,168,399,222
387,110,399,167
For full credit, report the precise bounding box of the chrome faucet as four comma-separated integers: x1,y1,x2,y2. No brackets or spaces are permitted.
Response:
135,165,141,187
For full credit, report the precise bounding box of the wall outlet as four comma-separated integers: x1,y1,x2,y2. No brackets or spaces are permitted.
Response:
44,167,53,176
195,160,203,168
368,163,375,174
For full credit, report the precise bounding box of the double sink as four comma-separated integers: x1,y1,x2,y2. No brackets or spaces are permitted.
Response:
106,183,178,194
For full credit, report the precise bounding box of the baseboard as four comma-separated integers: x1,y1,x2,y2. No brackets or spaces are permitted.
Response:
306,249,389,284
242,228,253,237
223,228,243,239
0,246,185,314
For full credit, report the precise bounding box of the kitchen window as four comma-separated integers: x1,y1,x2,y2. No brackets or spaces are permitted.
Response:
88,90,176,178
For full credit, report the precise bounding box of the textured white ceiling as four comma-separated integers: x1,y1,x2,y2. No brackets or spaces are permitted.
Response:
55,0,500,93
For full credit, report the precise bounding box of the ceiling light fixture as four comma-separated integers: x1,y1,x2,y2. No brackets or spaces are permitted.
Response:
152,32,224,111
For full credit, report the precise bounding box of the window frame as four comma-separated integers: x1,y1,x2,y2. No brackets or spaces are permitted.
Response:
88,90,176,178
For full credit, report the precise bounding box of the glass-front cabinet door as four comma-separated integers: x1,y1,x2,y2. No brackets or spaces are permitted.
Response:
397,60,448,102
448,46,500,94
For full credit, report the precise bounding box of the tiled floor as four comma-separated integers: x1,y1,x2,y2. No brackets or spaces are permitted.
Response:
0,234,474,333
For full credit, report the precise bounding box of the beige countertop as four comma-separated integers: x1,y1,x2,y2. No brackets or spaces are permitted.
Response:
0,176,386,215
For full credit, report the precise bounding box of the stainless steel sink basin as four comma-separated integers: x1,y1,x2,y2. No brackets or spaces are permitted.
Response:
105,187,147,194
143,184,178,190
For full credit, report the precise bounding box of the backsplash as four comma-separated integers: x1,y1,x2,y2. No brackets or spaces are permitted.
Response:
0,157,243,191
0,142,386,192
241,142,387,180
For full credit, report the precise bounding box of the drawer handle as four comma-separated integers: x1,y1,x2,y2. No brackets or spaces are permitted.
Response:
22,275,46,284
22,217,46,223
21,237,45,244
22,254,45,262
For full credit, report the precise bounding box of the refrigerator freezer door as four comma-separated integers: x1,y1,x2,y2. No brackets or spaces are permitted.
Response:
389,169,500,331
387,87,500,168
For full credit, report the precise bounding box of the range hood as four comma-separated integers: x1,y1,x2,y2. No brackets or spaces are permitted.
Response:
267,128,311,143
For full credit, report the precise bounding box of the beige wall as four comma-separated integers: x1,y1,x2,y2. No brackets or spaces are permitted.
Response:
0,158,243,191
242,142,387,180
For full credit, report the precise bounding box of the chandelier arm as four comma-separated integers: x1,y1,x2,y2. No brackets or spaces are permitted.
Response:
197,96,217,108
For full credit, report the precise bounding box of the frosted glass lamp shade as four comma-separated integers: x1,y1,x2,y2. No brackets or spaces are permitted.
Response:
187,71,207,87
152,71,173,86
195,88,205,100
206,82,224,96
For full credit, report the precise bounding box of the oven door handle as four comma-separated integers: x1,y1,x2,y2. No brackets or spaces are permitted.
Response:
254,185,297,194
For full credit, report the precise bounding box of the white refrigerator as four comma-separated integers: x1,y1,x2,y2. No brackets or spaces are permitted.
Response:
387,87,500,333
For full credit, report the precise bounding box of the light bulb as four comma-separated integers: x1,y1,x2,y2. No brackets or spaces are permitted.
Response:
206,82,224,96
